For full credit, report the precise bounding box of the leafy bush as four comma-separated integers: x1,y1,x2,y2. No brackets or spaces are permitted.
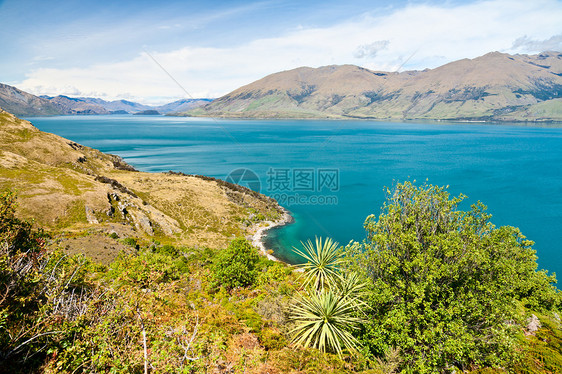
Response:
258,327,287,350
0,191,50,370
257,261,292,286
211,238,259,290
155,243,179,257
349,181,561,372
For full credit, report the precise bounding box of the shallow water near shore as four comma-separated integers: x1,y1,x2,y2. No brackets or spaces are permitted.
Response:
27,115,562,275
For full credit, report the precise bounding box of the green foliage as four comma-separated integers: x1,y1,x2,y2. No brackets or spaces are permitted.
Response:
289,237,366,357
293,236,342,291
0,191,94,372
211,238,260,290
257,260,292,286
107,247,189,288
0,191,46,370
0,190,47,254
259,327,287,350
120,236,139,249
155,243,180,257
513,313,562,373
349,181,561,372
290,289,363,356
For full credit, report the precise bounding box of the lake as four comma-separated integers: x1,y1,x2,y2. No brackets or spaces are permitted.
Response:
26,115,562,276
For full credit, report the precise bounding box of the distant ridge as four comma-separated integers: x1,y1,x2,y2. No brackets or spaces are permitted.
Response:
0,84,212,116
182,51,562,121
0,83,62,116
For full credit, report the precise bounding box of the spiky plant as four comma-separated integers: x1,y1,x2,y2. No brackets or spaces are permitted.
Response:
293,237,342,291
289,289,363,356
334,271,369,307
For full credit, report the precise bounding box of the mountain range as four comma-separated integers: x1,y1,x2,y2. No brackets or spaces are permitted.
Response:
0,83,211,117
3,51,561,121
183,51,562,121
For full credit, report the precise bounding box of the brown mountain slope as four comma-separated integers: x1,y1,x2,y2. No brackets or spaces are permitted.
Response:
0,83,63,116
0,109,283,260
45,95,109,115
0,83,112,116
184,51,562,121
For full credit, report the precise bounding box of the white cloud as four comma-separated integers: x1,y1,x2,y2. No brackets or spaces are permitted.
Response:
354,41,390,59
511,34,562,52
14,0,562,105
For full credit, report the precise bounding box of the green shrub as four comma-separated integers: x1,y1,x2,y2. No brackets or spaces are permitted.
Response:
349,181,562,372
120,237,139,249
211,238,259,290
107,249,188,287
0,191,91,372
258,327,287,350
257,261,291,286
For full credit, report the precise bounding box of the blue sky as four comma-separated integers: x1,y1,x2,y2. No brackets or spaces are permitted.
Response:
1,0,561,104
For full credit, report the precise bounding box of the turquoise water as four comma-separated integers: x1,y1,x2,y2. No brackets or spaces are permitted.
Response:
26,115,562,275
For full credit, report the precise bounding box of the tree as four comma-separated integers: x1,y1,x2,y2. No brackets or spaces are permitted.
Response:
349,181,560,372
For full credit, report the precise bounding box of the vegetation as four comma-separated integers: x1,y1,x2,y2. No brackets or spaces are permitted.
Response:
0,191,297,373
211,237,260,290
290,237,365,356
1,181,561,373
345,181,562,372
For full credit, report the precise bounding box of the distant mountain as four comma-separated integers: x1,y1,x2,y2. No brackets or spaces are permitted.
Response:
0,83,214,116
76,98,153,113
154,98,213,114
183,51,562,121
43,95,109,115
0,83,63,116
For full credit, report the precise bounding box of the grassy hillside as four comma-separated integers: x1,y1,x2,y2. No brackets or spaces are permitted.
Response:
0,109,283,259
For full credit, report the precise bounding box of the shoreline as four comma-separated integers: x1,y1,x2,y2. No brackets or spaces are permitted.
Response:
251,207,293,262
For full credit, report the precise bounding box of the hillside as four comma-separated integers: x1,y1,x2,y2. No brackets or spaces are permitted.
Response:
0,108,283,260
43,95,110,114
0,83,63,116
183,51,562,121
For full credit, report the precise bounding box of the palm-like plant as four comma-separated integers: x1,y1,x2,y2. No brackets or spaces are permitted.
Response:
289,290,362,356
289,236,367,356
334,271,369,306
293,237,342,291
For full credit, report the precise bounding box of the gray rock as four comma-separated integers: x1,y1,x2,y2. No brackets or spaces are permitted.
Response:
131,211,153,235
526,314,541,334
85,205,99,224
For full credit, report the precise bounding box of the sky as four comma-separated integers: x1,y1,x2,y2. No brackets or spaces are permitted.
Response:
1,0,561,105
